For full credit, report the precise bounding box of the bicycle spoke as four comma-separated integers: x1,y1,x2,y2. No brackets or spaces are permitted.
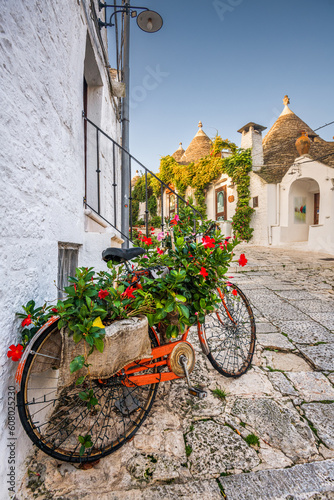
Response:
204,285,256,377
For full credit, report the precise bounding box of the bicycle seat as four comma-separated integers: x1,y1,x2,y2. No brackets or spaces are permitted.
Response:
102,247,146,264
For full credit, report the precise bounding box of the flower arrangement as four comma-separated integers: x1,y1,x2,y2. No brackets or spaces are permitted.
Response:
131,206,246,337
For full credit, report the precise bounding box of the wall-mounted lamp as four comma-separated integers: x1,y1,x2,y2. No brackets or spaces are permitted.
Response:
98,2,163,32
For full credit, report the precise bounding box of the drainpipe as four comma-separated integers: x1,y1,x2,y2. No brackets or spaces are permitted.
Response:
269,183,280,245
121,3,130,248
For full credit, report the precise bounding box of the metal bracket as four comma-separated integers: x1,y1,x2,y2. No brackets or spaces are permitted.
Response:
179,355,207,399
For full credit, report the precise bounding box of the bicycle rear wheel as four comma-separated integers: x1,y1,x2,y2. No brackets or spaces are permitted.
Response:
17,321,159,463
204,283,256,377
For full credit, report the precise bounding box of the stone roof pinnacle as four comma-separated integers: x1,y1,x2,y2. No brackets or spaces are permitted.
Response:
280,94,294,117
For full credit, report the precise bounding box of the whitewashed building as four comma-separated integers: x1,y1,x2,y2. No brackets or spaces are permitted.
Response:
164,97,334,254
244,96,334,254
0,0,122,489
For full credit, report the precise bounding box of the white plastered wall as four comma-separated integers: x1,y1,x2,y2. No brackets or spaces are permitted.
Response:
274,158,334,253
0,0,121,490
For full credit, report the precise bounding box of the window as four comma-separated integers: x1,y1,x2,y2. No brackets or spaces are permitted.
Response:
57,243,80,299
253,196,259,208
169,194,176,215
216,186,227,221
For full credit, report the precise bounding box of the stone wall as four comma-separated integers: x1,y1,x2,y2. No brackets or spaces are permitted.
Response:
0,0,121,492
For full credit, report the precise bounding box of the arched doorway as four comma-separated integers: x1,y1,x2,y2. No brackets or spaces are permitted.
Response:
288,178,320,241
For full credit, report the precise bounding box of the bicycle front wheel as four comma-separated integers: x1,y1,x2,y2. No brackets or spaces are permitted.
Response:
17,321,159,463
204,283,256,377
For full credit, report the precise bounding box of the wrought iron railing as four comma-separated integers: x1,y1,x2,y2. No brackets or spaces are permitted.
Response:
83,113,203,245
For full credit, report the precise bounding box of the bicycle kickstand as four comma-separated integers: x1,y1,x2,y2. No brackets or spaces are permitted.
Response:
179,355,207,399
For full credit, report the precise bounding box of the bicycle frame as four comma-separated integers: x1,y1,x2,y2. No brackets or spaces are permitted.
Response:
117,287,230,389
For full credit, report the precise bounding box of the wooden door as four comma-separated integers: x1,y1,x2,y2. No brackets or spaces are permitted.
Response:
314,193,320,225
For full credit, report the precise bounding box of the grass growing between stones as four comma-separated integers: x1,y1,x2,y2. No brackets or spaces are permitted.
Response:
216,479,227,498
185,445,192,457
212,388,228,400
245,434,260,447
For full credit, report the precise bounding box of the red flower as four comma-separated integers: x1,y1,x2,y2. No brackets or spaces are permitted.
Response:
7,344,23,362
142,236,153,246
98,289,109,299
199,267,208,279
157,248,164,255
51,308,58,313
219,241,227,250
150,227,155,232
122,286,136,299
202,236,215,248
232,289,238,296
21,315,32,327
238,254,247,267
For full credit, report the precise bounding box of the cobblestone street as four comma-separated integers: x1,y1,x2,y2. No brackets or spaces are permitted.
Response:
19,246,334,500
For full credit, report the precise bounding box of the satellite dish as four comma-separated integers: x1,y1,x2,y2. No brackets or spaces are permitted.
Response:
137,10,163,33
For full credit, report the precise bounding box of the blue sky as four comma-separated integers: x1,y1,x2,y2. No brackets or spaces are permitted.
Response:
107,0,334,173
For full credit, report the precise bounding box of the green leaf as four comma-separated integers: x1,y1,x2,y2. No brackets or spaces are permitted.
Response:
178,304,189,319
78,391,89,401
176,295,187,302
94,336,104,353
146,314,154,327
73,331,83,344
86,296,92,308
200,298,206,309
164,299,175,313
75,376,86,386
70,355,85,373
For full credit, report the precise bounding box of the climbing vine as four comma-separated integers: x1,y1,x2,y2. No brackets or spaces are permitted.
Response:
131,136,254,240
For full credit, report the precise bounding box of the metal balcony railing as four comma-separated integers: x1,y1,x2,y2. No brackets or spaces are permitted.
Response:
83,113,203,244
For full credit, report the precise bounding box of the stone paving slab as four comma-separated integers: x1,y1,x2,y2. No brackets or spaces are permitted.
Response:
268,372,299,397
257,333,294,350
307,313,334,331
219,459,334,500
285,372,334,402
275,290,319,300
296,344,334,371
186,421,260,476
302,403,334,450
262,351,313,372
100,481,223,500
278,321,333,344
229,397,317,462
255,322,279,334
295,300,334,314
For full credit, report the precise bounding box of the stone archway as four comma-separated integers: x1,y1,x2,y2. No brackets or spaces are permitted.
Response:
288,178,320,242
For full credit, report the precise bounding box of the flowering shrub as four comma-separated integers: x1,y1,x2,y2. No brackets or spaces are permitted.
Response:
133,207,242,337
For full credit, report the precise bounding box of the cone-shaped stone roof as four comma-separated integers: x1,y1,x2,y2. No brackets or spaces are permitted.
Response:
179,121,212,163
172,142,185,162
257,96,334,183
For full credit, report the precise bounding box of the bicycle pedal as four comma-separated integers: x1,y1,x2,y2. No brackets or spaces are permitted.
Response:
188,387,207,399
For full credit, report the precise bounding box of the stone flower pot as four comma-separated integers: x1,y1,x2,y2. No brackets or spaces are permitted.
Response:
58,315,151,390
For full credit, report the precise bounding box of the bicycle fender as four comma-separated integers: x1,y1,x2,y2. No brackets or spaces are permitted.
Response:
15,316,59,392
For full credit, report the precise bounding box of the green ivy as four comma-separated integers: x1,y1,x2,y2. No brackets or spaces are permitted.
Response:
131,137,254,241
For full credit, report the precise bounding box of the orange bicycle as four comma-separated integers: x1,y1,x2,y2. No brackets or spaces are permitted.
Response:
16,247,256,463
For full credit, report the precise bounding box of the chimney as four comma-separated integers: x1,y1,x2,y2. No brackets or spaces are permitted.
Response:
237,122,266,171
